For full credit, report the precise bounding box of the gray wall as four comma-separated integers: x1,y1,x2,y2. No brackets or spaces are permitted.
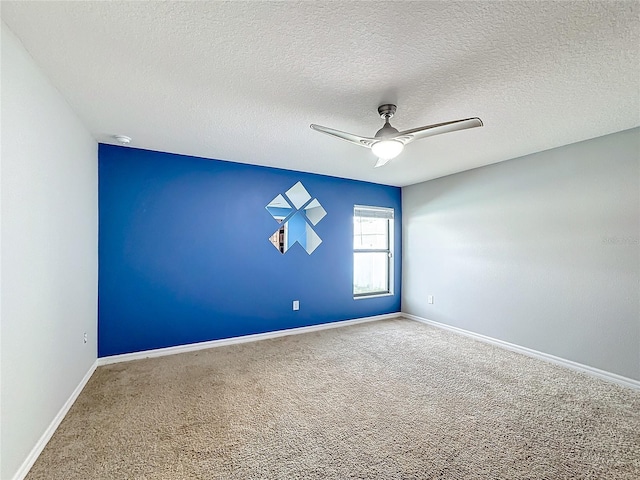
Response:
1,22,98,479
402,128,639,381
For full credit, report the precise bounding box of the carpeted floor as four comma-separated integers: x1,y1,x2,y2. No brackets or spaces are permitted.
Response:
26,318,640,479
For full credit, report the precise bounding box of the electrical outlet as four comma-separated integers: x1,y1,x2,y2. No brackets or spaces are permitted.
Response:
293,300,300,311
428,295,434,304
83,332,88,344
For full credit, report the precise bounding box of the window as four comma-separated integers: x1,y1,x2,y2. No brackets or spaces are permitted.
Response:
353,205,394,297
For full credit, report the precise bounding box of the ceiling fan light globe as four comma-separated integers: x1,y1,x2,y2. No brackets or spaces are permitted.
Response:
371,139,404,160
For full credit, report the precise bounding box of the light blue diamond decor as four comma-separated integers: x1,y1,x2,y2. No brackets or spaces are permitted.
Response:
285,181,311,209
265,182,326,255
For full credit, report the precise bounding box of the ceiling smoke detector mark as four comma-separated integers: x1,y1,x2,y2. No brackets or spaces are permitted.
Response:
113,135,132,145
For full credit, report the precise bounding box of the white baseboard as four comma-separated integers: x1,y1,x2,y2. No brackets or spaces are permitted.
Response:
402,313,640,391
98,313,401,366
12,314,400,479
12,360,98,480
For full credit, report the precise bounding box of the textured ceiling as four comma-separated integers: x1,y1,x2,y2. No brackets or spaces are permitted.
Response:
2,1,639,186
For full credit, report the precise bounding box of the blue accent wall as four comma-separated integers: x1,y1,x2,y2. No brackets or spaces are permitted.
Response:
98,144,401,357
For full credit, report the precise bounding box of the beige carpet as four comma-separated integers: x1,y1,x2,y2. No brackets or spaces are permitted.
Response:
26,318,640,479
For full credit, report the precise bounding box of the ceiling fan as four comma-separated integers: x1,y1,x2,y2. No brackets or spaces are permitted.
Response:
310,104,483,167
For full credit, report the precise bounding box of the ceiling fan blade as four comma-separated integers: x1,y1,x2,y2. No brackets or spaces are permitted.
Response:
310,124,376,148
374,157,391,168
394,117,483,144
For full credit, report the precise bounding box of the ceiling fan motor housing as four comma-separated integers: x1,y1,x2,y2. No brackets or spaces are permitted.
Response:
378,104,397,119
376,105,400,138
375,124,400,138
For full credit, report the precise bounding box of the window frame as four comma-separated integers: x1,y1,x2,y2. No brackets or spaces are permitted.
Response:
353,205,394,299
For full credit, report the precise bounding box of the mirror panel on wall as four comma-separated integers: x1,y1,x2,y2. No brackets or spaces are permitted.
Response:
266,194,293,219
304,199,326,226
285,182,311,209
266,182,325,255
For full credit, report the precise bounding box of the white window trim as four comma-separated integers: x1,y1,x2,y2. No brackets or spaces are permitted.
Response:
353,205,394,299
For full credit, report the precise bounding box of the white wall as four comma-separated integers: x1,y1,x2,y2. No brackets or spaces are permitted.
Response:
403,128,640,381
1,22,98,479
